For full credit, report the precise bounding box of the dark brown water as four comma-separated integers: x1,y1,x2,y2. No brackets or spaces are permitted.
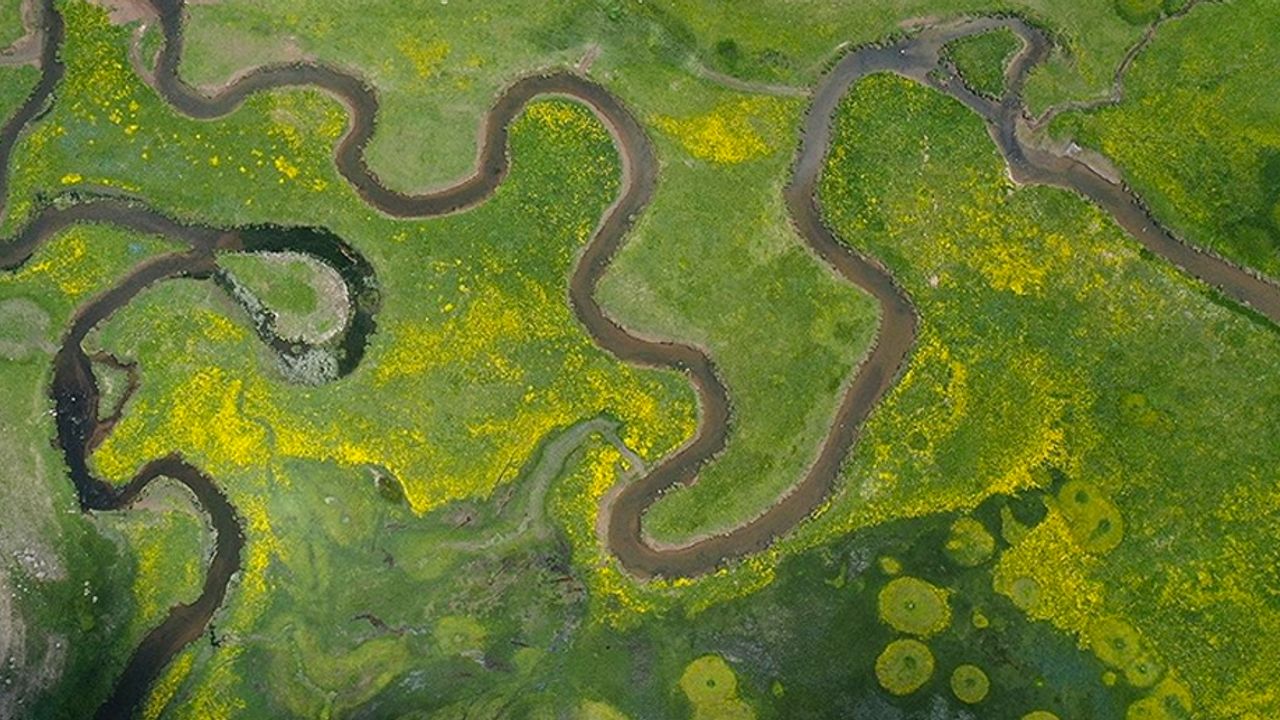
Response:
3,1,1277,716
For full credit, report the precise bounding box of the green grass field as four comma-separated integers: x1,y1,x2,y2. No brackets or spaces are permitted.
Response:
141,0,884,547
816,72,1280,717
0,0,25,48
218,251,349,342
173,0,1172,190
0,222,193,718
945,27,1022,97
592,70,878,544
2,0,1278,717
1057,0,1280,280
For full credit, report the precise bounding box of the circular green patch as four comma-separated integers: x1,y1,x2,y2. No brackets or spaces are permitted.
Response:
1125,677,1193,719
878,577,950,636
1057,481,1124,554
680,655,737,706
944,517,995,567
1089,616,1141,669
1008,576,1042,611
875,639,934,696
1022,713,1060,720
950,664,990,704
878,556,902,575
434,615,487,655
513,646,544,676
1124,652,1164,688
907,430,929,451
971,608,990,629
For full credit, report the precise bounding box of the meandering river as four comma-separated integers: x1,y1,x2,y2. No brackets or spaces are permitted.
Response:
1,1,1276,715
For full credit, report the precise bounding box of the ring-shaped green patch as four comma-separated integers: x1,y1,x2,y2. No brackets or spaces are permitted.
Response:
1008,576,1042,611
1057,480,1125,553
680,655,737,706
1124,652,1164,688
875,639,935,696
1125,676,1193,719
950,664,990,703
944,517,995,567
877,576,951,636
1088,616,1142,669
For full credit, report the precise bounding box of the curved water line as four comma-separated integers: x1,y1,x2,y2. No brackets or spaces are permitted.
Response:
4,0,1278,714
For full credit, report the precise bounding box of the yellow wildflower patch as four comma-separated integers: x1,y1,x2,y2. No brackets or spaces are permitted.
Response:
175,494,286,720
376,284,553,384
93,366,270,481
652,96,794,165
141,651,194,720
525,100,602,134
273,155,300,180
993,508,1103,636
194,308,248,343
552,442,658,627
122,516,202,625
6,229,99,298
395,33,451,80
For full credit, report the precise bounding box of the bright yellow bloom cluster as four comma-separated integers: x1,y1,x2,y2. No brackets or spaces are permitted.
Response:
992,509,1103,635
652,96,794,165
94,365,270,481
141,652,194,720
175,494,286,720
5,230,98,298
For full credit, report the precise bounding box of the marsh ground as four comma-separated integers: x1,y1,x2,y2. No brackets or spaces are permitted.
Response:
1,0,1277,718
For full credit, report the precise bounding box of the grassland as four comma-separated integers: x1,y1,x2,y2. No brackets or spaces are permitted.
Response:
176,0,599,191
593,64,878,543
814,73,1280,717
169,0,886,546
1055,0,1280,280
217,251,348,342
160,0,1237,547
35,3,698,511
944,27,1022,97
0,222,198,718
2,0,1278,717
156,0,1251,549
0,5,692,714
173,0,1174,192
0,0,25,48
547,443,1135,718
0,64,38,121
539,67,1280,717
643,0,1165,112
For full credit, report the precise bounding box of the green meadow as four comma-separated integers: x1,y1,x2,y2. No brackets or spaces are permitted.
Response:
0,0,1276,717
